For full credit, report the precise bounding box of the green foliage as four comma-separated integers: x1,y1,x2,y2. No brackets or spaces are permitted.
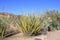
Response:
0,18,7,38
45,10,60,31
16,15,43,36
16,10,60,35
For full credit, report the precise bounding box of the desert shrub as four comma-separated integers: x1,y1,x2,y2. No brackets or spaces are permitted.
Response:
45,10,60,31
16,15,43,36
0,18,7,38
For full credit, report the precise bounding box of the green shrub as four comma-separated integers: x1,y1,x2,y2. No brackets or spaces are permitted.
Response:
16,15,43,36
0,18,7,38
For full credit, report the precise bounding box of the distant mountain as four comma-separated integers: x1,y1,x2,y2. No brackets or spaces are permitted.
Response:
0,12,16,17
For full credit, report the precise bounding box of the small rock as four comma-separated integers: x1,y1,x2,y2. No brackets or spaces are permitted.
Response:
34,37,42,40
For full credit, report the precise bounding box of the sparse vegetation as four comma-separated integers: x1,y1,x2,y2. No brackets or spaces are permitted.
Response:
0,10,60,38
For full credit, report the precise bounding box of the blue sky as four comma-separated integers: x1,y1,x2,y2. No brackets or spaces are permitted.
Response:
0,0,60,15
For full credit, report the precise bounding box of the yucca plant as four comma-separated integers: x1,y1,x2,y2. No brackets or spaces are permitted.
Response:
16,15,43,36
0,18,7,38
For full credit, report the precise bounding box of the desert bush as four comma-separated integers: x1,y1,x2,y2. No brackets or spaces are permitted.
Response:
16,15,43,36
0,18,7,38
45,10,60,31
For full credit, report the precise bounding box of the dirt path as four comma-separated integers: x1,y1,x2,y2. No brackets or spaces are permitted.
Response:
3,33,47,40
47,30,60,40
0,30,60,40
